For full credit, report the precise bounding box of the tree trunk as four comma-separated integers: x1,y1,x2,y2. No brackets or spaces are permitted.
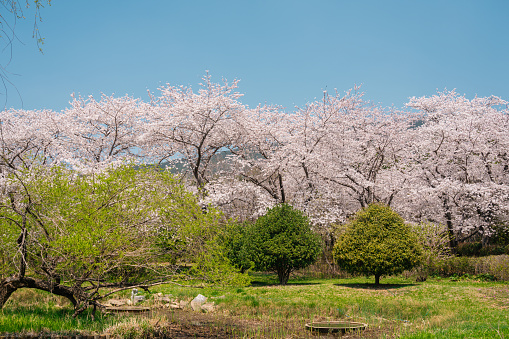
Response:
0,277,19,309
374,274,380,285
277,267,290,285
442,196,457,250
0,275,78,310
278,173,286,203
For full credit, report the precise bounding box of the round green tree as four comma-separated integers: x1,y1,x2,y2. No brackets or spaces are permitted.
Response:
247,203,321,285
333,204,422,285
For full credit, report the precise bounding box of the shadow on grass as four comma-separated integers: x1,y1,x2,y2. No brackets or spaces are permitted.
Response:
334,283,417,290
250,280,320,287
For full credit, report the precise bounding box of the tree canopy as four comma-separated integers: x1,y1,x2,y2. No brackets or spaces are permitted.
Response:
245,203,321,285
0,164,246,316
333,204,422,285
1,74,508,260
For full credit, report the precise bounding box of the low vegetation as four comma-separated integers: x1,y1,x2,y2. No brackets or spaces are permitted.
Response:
1,271,508,338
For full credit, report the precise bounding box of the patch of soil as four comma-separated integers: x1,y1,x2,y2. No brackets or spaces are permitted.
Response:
132,308,244,338
130,308,389,338
161,322,236,338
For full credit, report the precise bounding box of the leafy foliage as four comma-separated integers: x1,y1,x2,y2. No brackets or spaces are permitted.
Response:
222,221,255,274
333,204,422,285
245,203,321,285
0,164,246,315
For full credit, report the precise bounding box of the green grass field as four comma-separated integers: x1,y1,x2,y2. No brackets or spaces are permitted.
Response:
1,274,508,338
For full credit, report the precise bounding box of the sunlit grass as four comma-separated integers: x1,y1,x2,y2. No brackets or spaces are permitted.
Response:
0,289,122,334
1,273,508,338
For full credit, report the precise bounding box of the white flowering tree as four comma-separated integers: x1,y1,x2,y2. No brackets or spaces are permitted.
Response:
0,108,61,173
403,90,509,247
206,88,415,233
140,73,247,191
57,93,147,171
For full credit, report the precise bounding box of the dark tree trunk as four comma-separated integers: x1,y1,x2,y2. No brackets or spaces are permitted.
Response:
277,267,290,285
0,277,19,309
0,276,78,310
442,196,457,250
374,274,380,286
278,173,286,203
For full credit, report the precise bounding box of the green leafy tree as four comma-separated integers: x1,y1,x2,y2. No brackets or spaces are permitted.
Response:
0,164,245,316
222,221,255,274
247,203,321,285
333,204,422,285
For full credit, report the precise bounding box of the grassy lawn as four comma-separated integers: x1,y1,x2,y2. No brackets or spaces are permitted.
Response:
1,274,508,338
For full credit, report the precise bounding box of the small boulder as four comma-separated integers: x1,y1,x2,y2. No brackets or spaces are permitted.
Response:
190,294,207,312
201,302,216,313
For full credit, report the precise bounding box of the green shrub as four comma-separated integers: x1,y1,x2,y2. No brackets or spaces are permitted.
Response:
480,245,506,256
223,222,255,273
333,204,422,285
491,221,509,246
435,256,477,276
246,203,322,285
479,255,509,281
431,255,509,281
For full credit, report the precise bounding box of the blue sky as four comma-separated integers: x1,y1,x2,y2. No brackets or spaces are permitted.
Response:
3,0,509,112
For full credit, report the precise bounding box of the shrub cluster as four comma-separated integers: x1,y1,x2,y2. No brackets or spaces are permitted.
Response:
423,255,509,281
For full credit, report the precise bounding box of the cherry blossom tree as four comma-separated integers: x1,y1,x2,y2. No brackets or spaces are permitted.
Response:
58,93,147,171
206,88,416,232
140,73,247,191
0,108,62,179
403,90,509,247
204,103,290,220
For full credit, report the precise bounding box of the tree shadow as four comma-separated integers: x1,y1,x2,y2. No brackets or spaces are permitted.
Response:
250,281,319,287
334,283,416,290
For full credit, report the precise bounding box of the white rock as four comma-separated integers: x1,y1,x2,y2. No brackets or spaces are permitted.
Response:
190,294,207,312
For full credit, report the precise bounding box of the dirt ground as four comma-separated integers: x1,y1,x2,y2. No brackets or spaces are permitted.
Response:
150,309,240,338
128,308,385,339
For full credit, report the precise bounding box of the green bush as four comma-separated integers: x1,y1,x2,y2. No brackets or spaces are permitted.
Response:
484,255,509,281
333,204,422,285
491,222,509,246
246,203,322,285
430,255,509,281
481,245,506,256
434,256,477,276
456,242,483,257
223,222,255,273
